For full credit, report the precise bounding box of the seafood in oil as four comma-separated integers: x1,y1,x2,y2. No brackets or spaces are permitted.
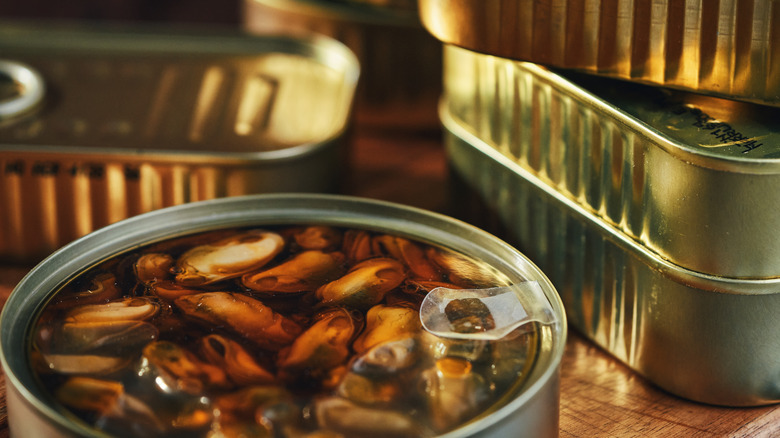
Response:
31,225,539,437
174,292,302,351
242,250,346,294
175,230,285,286
315,257,406,309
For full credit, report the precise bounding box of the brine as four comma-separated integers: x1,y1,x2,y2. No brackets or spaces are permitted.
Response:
29,225,540,437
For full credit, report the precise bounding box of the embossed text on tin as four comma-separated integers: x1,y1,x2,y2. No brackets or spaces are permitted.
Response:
674,106,765,153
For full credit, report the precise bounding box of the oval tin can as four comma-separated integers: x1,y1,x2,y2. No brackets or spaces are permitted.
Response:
442,101,780,407
0,194,566,437
0,23,359,263
443,44,780,280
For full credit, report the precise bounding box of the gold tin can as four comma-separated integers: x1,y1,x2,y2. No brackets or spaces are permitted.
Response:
0,23,359,263
441,86,780,406
243,0,442,128
420,0,780,107
0,194,566,437
443,44,780,280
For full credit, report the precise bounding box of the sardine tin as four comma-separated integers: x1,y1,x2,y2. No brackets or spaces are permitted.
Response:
0,194,566,437
443,44,780,279
0,23,359,263
442,96,780,407
419,0,780,107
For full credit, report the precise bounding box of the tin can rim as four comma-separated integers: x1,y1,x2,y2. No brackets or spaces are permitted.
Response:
441,104,780,291
518,62,780,173
0,193,567,437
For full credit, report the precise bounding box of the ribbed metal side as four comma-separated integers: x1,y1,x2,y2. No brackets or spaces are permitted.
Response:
444,44,780,278
444,110,780,406
421,0,780,106
0,159,227,261
453,51,650,248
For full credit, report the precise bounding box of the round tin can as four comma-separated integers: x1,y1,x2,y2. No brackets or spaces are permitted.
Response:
0,194,566,437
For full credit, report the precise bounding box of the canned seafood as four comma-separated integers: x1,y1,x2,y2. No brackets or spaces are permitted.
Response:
243,0,442,128
0,23,359,263
0,194,565,437
443,44,780,279
442,103,780,407
420,0,780,107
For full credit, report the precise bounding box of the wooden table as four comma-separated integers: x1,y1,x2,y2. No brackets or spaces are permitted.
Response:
0,110,778,438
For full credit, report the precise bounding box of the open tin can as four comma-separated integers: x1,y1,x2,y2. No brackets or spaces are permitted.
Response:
442,86,780,406
0,194,566,437
443,44,780,280
0,23,359,263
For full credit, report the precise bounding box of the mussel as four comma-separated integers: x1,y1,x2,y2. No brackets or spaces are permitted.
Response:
175,292,302,351
242,250,346,294
175,230,285,286
315,258,406,310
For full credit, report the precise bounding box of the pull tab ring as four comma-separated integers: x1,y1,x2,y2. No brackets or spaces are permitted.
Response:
0,59,45,120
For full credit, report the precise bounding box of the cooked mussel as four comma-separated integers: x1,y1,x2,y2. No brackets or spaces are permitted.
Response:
200,334,275,386
242,250,346,294
315,258,405,310
175,230,285,286
175,292,302,351
277,308,359,382
140,341,230,394
352,305,420,354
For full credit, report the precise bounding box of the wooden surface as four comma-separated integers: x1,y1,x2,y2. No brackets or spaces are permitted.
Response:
1,117,777,437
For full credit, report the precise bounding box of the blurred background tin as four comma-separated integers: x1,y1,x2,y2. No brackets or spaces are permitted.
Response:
0,23,359,263
442,104,780,407
244,0,441,129
0,193,566,437
443,44,780,280
419,0,780,107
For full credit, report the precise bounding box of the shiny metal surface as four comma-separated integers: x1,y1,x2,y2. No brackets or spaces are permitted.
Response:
420,0,780,107
244,0,442,128
443,105,780,407
0,23,359,262
0,194,565,437
443,44,780,279
0,60,45,121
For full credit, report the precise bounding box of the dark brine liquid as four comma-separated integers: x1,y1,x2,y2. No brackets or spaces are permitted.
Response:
30,225,538,437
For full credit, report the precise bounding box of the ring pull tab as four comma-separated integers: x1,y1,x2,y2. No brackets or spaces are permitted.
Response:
420,282,558,340
0,59,45,121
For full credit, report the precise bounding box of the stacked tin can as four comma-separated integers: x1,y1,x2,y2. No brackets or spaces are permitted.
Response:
418,0,780,406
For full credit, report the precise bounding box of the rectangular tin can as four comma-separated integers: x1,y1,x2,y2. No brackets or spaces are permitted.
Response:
0,193,566,437
420,0,780,107
442,98,780,407
0,23,359,263
443,44,780,280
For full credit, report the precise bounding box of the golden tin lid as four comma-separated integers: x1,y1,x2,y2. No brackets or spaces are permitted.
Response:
420,0,780,107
